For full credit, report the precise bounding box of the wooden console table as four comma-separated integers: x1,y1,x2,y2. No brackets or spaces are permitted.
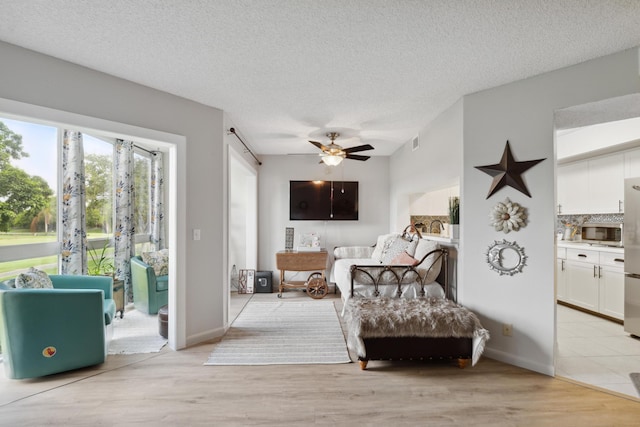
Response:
275,250,329,299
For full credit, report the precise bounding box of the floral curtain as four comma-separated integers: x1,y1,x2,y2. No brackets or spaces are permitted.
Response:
150,151,166,250
114,139,135,302
60,130,87,275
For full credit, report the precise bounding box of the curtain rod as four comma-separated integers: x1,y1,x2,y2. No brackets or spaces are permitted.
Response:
133,144,155,155
229,127,262,165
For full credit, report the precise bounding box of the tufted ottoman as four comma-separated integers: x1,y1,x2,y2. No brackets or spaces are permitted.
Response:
158,304,168,338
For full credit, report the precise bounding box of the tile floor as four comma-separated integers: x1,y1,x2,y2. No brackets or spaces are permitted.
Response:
556,303,640,398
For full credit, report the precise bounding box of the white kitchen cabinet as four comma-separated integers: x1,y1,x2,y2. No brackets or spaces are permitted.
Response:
557,153,624,214
625,147,640,179
560,246,625,320
566,259,599,312
598,252,625,320
556,248,567,302
557,162,589,214
588,153,624,213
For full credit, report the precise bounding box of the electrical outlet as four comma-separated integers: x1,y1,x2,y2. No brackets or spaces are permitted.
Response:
502,323,513,336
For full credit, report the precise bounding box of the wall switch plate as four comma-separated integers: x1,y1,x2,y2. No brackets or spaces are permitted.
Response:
193,229,201,241
502,323,513,336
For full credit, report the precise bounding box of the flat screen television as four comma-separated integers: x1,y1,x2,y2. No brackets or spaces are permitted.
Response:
289,180,359,221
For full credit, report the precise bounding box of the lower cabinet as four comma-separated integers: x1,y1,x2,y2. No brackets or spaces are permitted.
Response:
598,263,625,320
559,247,624,321
565,259,599,312
556,258,567,301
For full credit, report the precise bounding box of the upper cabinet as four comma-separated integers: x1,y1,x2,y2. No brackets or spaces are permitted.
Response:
558,153,624,214
588,153,624,214
625,148,640,179
557,161,589,214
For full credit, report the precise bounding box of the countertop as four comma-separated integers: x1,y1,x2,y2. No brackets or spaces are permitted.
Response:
557,241,623,254
421,233,459,245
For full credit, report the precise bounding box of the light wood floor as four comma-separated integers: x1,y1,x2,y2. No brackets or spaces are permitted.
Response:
1,291,640,426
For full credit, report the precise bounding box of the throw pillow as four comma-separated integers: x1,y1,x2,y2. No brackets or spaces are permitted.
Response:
381,236,410,265
15,267,53,289
141,249,169,276
390,251,419,266
414,239,439,263
371,233,398,263
405,238,419,257
414,240,442,283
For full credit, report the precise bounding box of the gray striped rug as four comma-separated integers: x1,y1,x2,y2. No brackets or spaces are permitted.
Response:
205,300,351,365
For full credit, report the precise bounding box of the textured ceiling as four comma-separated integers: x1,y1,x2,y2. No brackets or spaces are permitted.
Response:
1,1,640,156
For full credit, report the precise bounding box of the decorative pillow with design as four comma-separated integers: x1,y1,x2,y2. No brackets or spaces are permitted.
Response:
141,249,169,276
371,233,398,263
15,267,53,289
381,236,411,265
405,238,419,257
390,251,419,266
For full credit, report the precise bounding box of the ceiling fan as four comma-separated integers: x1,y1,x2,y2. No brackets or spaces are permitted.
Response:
309,132,374,166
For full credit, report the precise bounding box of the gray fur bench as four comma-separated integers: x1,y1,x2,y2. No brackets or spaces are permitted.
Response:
345,297,489,370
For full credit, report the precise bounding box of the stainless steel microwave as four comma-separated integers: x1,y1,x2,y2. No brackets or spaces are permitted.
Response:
580,223,623,247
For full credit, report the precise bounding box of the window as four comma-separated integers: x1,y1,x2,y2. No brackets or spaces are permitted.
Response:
0,117,58,281
0,115,156,281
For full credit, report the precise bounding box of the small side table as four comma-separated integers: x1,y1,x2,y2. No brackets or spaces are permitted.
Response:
275,250,329,299
113,279,125,319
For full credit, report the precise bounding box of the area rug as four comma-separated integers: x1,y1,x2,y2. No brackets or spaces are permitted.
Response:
108,307,167,355
205,300,351,365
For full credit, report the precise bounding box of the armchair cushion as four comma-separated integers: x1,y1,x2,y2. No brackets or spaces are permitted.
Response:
156,275,169,292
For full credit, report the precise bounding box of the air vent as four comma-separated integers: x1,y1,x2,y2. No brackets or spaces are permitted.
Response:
412,135,419,151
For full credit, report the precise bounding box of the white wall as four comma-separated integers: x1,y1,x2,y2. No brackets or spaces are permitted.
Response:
461,48,640,375
0,41,227,348
258,155,390,281
390,99,463,230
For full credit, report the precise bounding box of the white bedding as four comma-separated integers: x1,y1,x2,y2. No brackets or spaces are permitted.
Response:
333,257,445,314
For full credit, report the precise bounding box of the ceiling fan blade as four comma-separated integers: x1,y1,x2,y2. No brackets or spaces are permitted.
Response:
346,154,370,161
343,144,374,154
309,140,329,152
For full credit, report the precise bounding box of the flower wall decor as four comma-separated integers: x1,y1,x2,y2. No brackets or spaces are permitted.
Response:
490,197,527,233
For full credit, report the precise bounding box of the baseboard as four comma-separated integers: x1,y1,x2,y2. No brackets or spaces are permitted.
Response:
186,326,225,348
484,347,554,376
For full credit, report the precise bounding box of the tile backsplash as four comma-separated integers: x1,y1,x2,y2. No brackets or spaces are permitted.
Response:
557,213,623,237
410,215,449,235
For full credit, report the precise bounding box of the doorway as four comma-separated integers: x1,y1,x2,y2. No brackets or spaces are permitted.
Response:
227,147,258,323
554,93,640,398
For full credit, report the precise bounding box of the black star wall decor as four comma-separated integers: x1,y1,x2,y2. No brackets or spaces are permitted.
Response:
475,141,545,199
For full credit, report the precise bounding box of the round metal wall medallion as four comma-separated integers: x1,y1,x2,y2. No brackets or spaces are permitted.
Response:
485,239,527,276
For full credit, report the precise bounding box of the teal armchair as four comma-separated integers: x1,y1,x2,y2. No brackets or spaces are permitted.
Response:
130,256,168,314
0,275,115,379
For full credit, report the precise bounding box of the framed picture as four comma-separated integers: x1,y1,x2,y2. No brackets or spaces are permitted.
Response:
238,269,256,294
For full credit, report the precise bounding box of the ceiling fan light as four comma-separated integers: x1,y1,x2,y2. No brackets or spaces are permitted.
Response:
321,154,344,166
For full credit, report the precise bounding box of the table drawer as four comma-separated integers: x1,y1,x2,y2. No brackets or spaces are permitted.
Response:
566,248,599,263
